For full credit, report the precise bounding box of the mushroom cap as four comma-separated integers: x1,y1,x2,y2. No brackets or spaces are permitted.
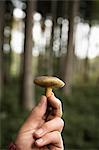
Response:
34,76,65,88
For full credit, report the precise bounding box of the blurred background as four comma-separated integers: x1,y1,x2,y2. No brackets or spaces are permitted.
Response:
0,0,99,149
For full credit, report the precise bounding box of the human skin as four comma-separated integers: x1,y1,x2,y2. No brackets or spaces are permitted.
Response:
15,94,64,150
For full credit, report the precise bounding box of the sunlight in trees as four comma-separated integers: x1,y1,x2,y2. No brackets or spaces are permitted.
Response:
33,12,42,21
75,23,99,59
89,26,99,58
32,12,44,56
11,9,99,59
13,8,25,19
45,18,53,46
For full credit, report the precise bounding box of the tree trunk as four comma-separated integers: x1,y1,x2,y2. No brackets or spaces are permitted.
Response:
83,57,89,82
4,13,13,82
22,0,36,110
51,0,57,21
0,1,5,102
47,0,57,75
64,0,80,95
0,1,5,148
45,0,58,76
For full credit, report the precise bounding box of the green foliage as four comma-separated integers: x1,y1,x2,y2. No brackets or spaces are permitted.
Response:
62,85,99,149
0,77,29,149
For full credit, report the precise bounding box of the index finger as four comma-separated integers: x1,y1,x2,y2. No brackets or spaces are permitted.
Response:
47,94,62,117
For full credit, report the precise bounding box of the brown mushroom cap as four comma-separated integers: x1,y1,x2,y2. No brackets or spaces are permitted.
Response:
34,76,65,88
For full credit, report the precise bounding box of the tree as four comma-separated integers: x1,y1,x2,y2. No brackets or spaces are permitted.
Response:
46,0,58,75
0,1,6,103
0,1,6,147
80,0,99,83
22,0,36,110
4,1,13,82
64,0,80,95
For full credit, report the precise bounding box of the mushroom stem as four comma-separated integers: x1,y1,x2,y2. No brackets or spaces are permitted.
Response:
45,87,52,97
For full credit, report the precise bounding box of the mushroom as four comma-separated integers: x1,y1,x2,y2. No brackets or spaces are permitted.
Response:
34,76,65,97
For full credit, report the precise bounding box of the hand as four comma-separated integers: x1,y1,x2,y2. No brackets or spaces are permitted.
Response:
15,94,64,150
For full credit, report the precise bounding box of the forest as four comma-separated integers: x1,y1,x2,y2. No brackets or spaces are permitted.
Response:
0,0,99,149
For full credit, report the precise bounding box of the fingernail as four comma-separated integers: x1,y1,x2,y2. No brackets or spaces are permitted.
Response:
36,138,43,144
35,129,43,135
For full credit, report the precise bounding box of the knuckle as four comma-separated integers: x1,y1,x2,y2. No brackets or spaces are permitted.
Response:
43,123,49,131
32,107,41,119
60,110,63,117
56,117,64,131
60,118,64,128
32,107,38,114
57,99,62,108
31,107,36,114
56,117,64,126
55,131,61,137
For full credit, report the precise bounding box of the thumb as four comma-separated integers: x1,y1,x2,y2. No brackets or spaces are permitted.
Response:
19,96,47,132
34,96,47,118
